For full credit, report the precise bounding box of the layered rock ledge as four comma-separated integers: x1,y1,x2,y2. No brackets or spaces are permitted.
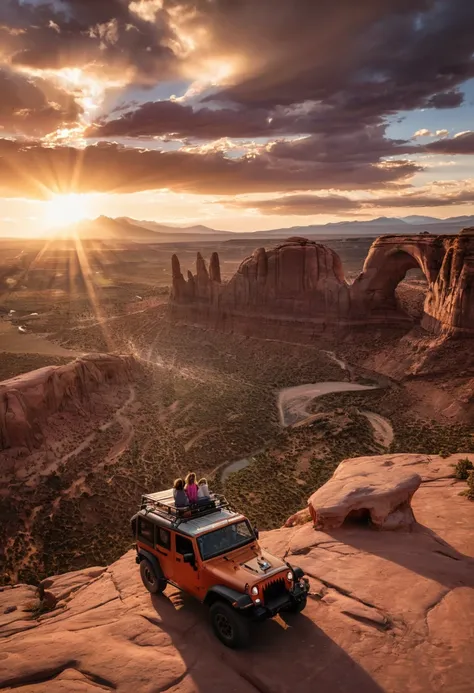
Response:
0,354,137,452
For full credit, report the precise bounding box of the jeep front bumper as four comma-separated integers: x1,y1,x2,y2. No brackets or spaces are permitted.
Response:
248,578,309,621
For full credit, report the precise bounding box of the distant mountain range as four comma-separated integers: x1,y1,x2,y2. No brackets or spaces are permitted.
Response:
64,216,235,242
251,215,474,239
43,213,474,243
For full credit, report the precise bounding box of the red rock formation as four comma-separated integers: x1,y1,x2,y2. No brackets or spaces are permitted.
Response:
422,227,474,334
171,237,350,337
307,453,422,530
0,354,137,452
170,228,474,338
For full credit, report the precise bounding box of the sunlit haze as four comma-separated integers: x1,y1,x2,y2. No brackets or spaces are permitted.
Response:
43,194,93,230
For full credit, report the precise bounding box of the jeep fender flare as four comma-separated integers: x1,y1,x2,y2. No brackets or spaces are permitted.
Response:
137,548,164,580
290,566,304,580
204,585,253,610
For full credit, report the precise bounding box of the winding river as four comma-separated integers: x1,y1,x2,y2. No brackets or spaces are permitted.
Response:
277,381,378,427
219,352,394,484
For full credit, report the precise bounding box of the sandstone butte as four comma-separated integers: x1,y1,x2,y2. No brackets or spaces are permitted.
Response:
1,453,473,693
0,354,137,453
170,228,474,339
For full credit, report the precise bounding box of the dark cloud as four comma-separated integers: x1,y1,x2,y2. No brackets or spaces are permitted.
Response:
0,0,178,81
86,100,388,140
0,67,81,136
199,0,474,119
266,126,416,164
0,137,418,198
426,90,464,109
85,1,474,151
230,190,474,215
425,131,474,154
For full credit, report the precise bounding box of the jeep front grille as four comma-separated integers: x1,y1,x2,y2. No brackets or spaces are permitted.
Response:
262,576,287,604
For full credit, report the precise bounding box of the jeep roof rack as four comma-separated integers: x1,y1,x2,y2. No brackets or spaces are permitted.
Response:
140,489,231,527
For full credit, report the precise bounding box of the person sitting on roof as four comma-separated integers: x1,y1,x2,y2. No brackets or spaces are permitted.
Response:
185,472,199,505
173,478,188,508
197,477,211,504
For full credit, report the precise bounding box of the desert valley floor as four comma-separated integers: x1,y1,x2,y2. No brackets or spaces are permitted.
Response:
0,232,472,692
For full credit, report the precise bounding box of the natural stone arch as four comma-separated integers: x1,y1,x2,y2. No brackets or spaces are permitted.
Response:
349,236,446,325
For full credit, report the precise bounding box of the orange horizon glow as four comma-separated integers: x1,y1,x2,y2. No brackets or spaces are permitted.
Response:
42,193,93,231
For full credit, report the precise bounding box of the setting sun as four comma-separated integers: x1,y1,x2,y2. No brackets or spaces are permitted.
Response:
43,193,91,229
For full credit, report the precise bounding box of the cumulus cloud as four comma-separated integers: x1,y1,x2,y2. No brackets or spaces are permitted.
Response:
0,0,179,82
0,67,81,136
413,129,433,138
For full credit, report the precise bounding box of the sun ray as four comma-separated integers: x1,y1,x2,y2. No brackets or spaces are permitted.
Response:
72,232,115,352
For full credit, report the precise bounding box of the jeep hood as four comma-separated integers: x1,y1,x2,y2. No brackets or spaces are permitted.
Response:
205,547,286,587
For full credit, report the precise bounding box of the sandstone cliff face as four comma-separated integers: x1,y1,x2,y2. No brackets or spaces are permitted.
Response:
170,229,474,338
0,453,472,692
422,227,474,334
0,354,137,453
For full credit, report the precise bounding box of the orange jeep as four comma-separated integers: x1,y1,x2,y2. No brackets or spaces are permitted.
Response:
131,490,309,648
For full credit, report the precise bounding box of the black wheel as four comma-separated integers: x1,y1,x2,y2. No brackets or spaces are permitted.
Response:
209,601,250,649
140,559,167,594
286,595,307,614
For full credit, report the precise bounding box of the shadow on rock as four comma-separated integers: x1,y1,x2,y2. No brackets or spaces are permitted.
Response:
327,523,474,589
151,586,386,693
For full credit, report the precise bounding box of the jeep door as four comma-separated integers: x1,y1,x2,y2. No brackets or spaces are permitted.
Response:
153,526,174,581
173,533,202,599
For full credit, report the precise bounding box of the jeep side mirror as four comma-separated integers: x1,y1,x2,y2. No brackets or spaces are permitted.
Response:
253,527,259,540
183,552,195,565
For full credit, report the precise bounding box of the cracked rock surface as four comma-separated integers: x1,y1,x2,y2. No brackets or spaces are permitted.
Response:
0,454,473,693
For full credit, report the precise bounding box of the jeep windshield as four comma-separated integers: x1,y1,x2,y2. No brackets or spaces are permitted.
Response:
197,520,255,560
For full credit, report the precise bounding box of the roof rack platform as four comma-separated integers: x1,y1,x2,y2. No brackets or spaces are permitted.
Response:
141,489,231,527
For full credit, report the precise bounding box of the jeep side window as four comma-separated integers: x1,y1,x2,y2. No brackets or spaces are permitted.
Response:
175,534,194,557
156,527,170,550
138,517,154,546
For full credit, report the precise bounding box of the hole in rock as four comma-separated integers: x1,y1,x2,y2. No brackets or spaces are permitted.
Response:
343,508,372,526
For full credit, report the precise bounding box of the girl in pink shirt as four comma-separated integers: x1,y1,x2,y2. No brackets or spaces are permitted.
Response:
185,472,199,504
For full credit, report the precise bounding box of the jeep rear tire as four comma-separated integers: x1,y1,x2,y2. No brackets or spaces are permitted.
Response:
209,601,250,649
287,595,307,614
140,558,167,595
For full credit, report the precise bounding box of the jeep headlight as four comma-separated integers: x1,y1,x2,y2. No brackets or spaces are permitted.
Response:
251,586,259,596
287,571,294,581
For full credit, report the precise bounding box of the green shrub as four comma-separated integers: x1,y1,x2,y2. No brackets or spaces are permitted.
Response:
454,457,473,480
467,470,474,501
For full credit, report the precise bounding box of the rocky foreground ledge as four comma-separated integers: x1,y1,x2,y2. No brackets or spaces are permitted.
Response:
1,453,473,693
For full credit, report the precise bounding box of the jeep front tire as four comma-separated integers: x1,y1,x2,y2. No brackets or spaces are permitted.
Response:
209,601,250,649
140,558,167,594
